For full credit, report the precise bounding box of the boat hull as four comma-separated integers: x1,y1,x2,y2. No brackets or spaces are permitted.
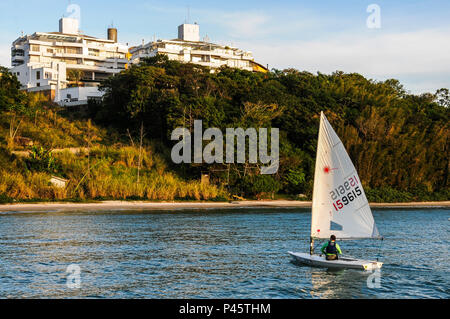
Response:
288,251,383,270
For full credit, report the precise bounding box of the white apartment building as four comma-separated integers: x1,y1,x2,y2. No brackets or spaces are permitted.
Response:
10,17,129,105
130,23,268,73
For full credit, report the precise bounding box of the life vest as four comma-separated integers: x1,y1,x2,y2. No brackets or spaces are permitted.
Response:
325,241,338,255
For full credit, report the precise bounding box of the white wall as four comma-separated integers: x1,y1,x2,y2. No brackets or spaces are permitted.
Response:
11,61,67,90
58,86,104,106
59,18,79,35
178,24,200,42
10,64,28,86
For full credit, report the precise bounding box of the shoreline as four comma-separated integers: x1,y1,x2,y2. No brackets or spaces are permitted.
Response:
0,200,448,213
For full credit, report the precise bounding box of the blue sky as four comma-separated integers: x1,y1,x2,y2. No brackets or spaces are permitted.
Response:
1,0,449,93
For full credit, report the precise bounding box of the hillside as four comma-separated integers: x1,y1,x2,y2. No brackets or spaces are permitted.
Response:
0,67,226,203
0,60,449,203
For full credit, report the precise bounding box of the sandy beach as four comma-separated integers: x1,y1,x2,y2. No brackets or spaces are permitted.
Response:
0,200,448,213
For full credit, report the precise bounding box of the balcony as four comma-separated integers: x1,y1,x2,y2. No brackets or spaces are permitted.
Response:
66,64,121,74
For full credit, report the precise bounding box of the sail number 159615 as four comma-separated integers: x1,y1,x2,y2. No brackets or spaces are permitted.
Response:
330,176,362,211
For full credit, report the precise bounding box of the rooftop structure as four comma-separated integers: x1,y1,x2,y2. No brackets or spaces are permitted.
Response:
178,23,200,42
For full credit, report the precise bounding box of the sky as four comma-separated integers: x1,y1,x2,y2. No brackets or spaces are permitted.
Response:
1,0,449,94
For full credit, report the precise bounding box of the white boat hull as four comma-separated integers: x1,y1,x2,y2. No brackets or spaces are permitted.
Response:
288,251,383,271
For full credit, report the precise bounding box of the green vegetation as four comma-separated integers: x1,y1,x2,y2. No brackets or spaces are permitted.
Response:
0,60,448,203
0,66,226,203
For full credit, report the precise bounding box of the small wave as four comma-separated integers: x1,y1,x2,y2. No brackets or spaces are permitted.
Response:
386,263,433,272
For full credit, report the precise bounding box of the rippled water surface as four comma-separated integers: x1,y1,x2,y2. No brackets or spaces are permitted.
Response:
0,208,448,298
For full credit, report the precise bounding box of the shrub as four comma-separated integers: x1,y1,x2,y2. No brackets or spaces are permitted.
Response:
26,146,60,174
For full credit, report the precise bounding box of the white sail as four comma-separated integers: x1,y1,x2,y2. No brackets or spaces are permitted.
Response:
311,112,380,239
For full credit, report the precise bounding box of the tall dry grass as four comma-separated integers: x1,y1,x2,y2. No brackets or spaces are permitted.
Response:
0,107,227,202
0,145,227,202
0,171,67,200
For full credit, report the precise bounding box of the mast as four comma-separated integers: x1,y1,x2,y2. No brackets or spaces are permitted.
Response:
309,112,323,255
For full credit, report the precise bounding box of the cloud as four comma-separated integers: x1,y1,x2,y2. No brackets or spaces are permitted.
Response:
237,27,450,93
198,8,326,41
219,11,270,38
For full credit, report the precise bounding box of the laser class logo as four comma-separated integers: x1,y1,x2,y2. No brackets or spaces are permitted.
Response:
171,120,279,174
323,166,338,174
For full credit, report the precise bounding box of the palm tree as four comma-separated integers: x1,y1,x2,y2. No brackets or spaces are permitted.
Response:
67,69,84,87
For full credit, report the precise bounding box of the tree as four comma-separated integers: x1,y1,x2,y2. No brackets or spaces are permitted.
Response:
26,146,59,173
0,67,28,148
242,175,281,199
84,119,101,180
435,88,450,108
67,69,84,87
92,61,450,201
27,92,47,126
284,168,306,194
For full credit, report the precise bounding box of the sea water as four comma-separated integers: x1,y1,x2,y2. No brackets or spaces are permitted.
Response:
0,208,448,298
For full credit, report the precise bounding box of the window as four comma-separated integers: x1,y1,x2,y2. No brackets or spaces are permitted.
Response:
88,48,100,56
62,58,77,64
107,53,126,59
47,48,54,53
66,47,81,54
36,71,41,80
36,83,40,87
12,49,24,56
31,45,40,52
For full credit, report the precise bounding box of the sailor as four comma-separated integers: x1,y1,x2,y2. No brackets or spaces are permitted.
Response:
321,235,342,260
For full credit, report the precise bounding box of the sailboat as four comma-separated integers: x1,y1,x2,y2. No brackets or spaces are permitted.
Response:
288,112,383,270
